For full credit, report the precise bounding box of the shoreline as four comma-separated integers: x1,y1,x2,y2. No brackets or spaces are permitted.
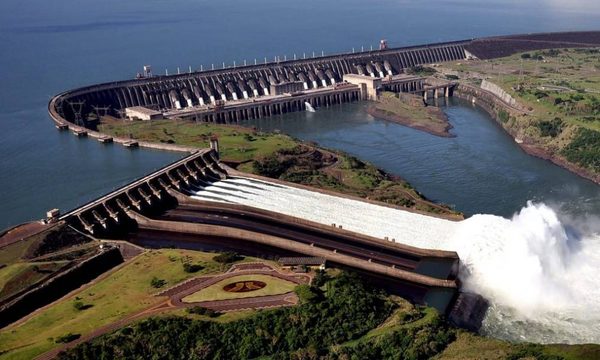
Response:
453,84,600,186
366,103,455,138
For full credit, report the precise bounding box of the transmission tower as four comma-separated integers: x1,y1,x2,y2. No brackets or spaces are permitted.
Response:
91,105,111,123
67,100,86,126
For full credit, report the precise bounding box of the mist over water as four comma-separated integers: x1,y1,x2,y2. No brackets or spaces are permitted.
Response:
451,202,600,343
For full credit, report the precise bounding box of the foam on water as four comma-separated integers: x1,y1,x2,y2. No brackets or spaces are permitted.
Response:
449,202,600,343
194,179,600,343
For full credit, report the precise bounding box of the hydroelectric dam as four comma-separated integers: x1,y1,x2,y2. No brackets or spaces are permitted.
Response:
43,30,600,325
49,31,600,149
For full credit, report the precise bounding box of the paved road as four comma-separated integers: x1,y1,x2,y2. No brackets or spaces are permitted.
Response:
36,262,308,360
161,206,420,270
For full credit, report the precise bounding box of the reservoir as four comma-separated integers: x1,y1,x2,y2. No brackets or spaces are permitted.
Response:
2,0,600,228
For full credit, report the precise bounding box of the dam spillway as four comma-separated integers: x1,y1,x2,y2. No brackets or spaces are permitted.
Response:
55,149,461,312
191,176,458,249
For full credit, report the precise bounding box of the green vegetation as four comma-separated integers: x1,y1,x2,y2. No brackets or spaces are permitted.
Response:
54,333,80,344
150,276,166,288
0,249,232,360
25,226,92,259
561,127,600,172
498,109,510,123
181,274,297,303
445,47,600,178
537,117,564,138
182,262,204,273
212,251,243,264
294,284,320,303
186,306,220,318
53,272,600,360
72,300,93,311
57,273,396,359
407,65,437,76
0,262,67,302
0,224,95,304
98,119,297,163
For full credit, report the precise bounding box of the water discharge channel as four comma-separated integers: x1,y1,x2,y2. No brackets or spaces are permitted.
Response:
242,99,600,344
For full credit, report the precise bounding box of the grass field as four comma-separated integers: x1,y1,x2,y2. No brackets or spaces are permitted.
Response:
182,274,297,303
98,119,298,162
0,249,249,360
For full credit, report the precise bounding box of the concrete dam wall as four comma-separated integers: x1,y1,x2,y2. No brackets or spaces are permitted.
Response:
48,31,600,131
49,40,469,126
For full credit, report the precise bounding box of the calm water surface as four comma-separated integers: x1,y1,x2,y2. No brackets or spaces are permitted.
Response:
244,99,600,218
1,0,600,228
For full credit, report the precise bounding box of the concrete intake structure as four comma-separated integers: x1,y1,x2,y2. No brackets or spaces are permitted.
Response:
48,31,600,148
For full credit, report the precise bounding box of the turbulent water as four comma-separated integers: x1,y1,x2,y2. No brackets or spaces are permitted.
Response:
452,203,600,344
194,178,600,344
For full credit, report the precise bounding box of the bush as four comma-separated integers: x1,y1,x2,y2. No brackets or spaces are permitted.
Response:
213,252,243,264
561,127,600,171
521,53,531,59
294,284,320,303
312,270,330,287
536,117,564,137
252,154,292,178
183,263,203,273
55,333,81,344
186,306,219,317
406,65,436,76
150,277,166,288
498,109,510,123
73,301,92,311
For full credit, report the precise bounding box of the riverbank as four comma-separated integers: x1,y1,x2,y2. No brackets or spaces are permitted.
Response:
454,83,600,185
97,118,462,218
443,48,600,185
367,92,454,137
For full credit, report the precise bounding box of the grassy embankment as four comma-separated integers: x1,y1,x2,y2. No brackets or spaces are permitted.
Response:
0,225,95,303
442,48,600,179
35,268,600,360
2,247,598,359
0,249,264,360
98,118,461,217
368,91,453,137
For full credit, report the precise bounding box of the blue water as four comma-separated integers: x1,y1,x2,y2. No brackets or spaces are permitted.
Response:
244,99,600,218
1,0,600,228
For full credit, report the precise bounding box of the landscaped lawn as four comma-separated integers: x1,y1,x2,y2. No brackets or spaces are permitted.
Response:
182,274,298,303
0,249,238,360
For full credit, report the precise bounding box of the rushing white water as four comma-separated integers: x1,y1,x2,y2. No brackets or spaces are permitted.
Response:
450,203,600,344
193,178,600,343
